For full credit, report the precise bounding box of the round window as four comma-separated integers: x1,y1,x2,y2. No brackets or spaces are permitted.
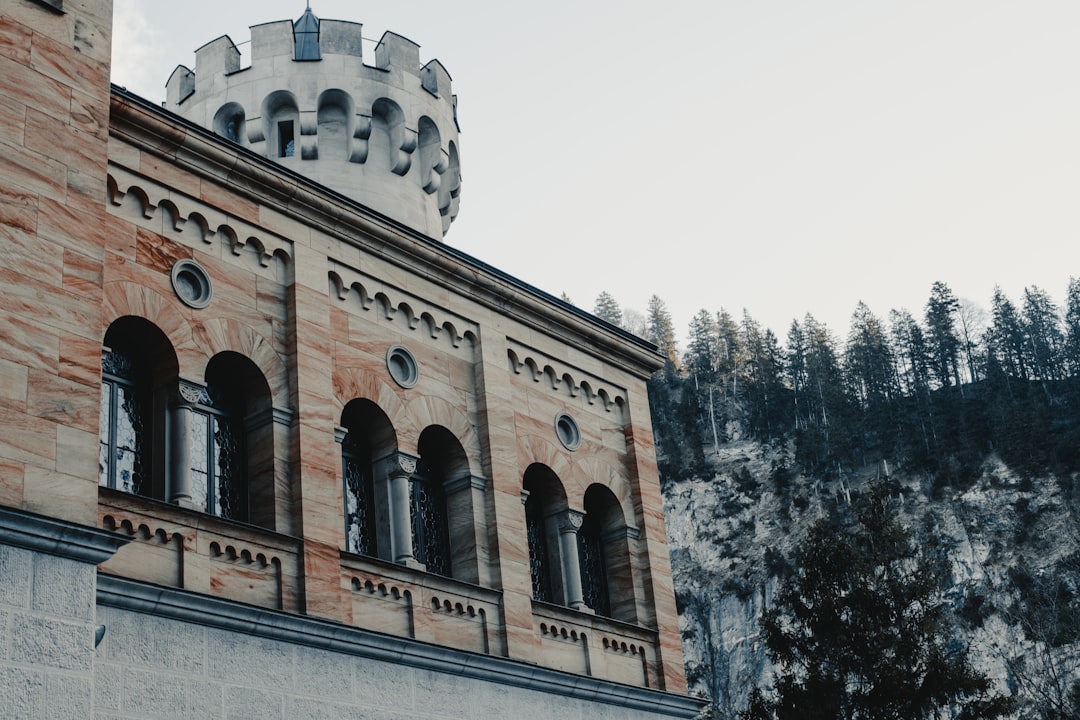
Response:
555,412,581,451
170,259,213,309
386,345,419,388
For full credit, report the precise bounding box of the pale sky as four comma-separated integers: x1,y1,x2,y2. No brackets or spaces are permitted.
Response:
111,1,1080,347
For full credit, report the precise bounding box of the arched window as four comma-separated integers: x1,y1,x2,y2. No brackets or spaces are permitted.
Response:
182,352,273,523
580,484,636,620
578,505,610,617
523,464,575,607
99,346,144,494
413,427,463,578
263,91,300,160
340,399,396,558
99,317,177,500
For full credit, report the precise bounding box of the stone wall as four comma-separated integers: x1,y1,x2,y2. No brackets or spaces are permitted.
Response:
94,596,698,720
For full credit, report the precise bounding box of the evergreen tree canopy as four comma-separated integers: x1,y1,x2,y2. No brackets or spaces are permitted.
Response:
745,483,1011,720
646,294,680,369
593,291,624,326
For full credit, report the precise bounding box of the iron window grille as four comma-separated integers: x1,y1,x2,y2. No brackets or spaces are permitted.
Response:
525,496,553,602
578,516,611,617
342,432,376,556
410,463,451,577
187,383,245,521
99,349,144,494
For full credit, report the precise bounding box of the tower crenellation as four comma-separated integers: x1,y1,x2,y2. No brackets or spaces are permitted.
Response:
165,8,461,239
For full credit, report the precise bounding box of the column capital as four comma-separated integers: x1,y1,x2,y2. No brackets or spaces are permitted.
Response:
555,509,585,534
376,451,420,479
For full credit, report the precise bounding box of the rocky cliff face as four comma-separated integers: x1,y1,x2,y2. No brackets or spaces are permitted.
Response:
664,440,1080,718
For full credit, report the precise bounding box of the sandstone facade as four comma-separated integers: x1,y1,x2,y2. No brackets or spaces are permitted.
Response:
0,2,701,717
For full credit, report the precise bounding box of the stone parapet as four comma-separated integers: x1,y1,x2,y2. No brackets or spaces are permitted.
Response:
164,11,461,240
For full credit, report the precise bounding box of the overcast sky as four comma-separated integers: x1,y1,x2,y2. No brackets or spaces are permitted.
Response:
111,1,1080,346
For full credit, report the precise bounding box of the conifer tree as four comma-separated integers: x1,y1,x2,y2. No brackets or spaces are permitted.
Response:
844,301,897,410
1021,285,1065,382
593,291,623,327
685,308,719,382
987,287,1027,380
925,281,962,389
889,309,931,398
646,295,680,369
744,483,1011,720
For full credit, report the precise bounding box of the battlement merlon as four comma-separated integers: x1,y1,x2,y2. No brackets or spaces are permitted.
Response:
167,21,452,105
191,35,240,95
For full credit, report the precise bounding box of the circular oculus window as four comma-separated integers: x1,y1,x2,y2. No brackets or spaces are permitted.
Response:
555,412,581,451
170,259,213,309
386,345,419,388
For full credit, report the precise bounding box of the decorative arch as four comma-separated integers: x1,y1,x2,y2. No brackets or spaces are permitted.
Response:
102,282,198,359
332,367,409,438
401,395,482,476
417,116,444,194
262,90,300,159
213,102,247,144
317,89,354,161
516,434,588,503
189,318,288,407
371,97,413,175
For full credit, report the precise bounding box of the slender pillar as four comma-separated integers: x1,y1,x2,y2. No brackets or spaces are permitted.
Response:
381,452,421,569
169,405,192,506
555,509,588,612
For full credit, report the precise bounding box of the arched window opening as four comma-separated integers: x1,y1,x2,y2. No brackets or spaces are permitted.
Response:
100,317,177,500
413,426,466,578
185,352,273,523
262,91,300,161
212,102,247,144
523,464,571,606
340,399,396,558
578,509,610,617
342,431,375,556
525,489,553,602
580,484,636,621
100,347,144,494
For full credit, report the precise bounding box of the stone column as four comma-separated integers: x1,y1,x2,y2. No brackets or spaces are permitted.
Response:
381,452,421,569
168,381,204,510
554,509,587,612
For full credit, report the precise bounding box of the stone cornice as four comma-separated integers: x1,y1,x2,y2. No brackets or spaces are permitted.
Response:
108,88,664,379
0,506,129,564
97,575,705,718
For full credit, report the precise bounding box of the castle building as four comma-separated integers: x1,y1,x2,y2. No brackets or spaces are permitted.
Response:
0,1,703,717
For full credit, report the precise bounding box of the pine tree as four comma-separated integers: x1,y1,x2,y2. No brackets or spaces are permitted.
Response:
925,281,962,389
646,295,679,369
684,308,719,382
889,309,931,398
1021,285,1065,382
844,301,898,410
987,287,1027,380
593,291,623,327
745,482,1012,720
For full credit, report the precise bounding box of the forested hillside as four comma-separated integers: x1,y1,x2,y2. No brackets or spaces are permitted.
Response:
589,281,1080,719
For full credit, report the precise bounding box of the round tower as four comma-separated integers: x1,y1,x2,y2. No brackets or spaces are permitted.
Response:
165,7,461,239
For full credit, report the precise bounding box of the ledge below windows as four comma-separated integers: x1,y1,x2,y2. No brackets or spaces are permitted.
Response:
532,600,662,688
340,551,503,655
97,489,303,612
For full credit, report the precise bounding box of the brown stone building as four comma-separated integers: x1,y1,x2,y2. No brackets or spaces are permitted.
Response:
0,1,702,717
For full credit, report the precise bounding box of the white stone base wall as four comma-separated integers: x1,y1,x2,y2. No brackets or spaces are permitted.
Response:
93,601,694,720
0,546,98,718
